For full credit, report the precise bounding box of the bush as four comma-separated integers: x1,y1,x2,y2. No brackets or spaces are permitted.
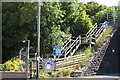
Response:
2,56,24,72
75,64,82,70
0,64,3,71
94,26,113,49
75,48,93,67
60,68,73,76
56,70,63,77
50,71,58,78
39,70,49,78
47,68,73,78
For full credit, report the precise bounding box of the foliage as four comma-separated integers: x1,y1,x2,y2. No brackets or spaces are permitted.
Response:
94,26,113,49
50,71,57,78
74,26,113,67
60,68,71,76
74,64,82,70
85,1,108,17
49,68,73,78
39,70,49,78
2,2,117,62
61,3,93,37
0,64,3,71
2,2,38,62
1,56,24,71
118,5,120,20
81,48,92,67
2,2,93,61
91,7,117,23
39,68,73,78
2,2,71,60
75,48,93,67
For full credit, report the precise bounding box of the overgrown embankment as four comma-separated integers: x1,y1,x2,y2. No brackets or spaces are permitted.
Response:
97,26,120,75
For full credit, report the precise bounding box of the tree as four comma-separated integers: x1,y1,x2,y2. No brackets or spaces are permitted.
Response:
2,2,71,60
61,2,93,37
85,1,107,17
91,7,117,23
4,2,112,62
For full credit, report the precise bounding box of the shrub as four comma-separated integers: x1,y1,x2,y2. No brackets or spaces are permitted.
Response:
50,71,58,78
48,68,73,78
0,64,3,71
75,64,82,70
39,70,49,78
94,26,113,49
60,68,73,76
56,70,63,77
2,56,24,72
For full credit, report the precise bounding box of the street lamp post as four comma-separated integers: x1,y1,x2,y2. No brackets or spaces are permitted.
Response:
19,48,24,60
23,40,30,80
36,0,41,78
27,40,30,80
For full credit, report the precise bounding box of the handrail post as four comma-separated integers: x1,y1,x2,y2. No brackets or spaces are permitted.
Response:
89,33,92,50
79,36,81,45
86,34,87,42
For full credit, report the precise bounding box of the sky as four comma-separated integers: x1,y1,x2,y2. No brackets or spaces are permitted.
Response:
83,0,120,6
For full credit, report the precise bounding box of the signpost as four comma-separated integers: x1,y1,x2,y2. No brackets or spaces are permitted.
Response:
53,45,62,71
46,62,55,70
53,45,62,56
45,45,62,72
100,22,109,29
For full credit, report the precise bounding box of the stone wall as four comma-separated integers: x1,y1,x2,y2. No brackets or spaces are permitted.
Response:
0,71,27,80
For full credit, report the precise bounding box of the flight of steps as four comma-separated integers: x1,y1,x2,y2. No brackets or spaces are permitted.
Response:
82,21,120,76
81,33,112,76
60,21,108,60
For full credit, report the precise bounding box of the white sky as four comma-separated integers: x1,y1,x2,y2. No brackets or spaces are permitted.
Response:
83,0,120,6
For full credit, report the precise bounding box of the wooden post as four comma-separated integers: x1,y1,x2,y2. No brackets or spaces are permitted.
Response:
54,56,56,72
30,61,33,79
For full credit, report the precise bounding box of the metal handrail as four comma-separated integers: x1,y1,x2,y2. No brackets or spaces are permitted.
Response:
59,21,108,67
82,29,112,76
64,36,81,58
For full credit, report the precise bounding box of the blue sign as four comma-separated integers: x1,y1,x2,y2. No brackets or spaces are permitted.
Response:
53,45,62,56
100,22,109,29
100,23,109,25
46,62,55,69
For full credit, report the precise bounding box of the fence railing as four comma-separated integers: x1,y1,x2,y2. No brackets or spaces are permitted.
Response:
61,21,108,59
56,54,85,70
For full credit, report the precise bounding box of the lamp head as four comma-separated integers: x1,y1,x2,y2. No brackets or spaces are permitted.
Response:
22,40,26,43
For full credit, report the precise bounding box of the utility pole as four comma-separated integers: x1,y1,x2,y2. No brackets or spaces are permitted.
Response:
27,40,30,79
36,0,41,78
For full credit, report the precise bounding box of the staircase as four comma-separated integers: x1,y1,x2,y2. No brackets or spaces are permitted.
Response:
81,21,120,76
81,34,112,76
60,21,109,60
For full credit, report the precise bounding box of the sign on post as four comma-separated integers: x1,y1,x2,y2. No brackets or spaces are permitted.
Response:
100,22,108,29
53,45,62,56
46,62,55,70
